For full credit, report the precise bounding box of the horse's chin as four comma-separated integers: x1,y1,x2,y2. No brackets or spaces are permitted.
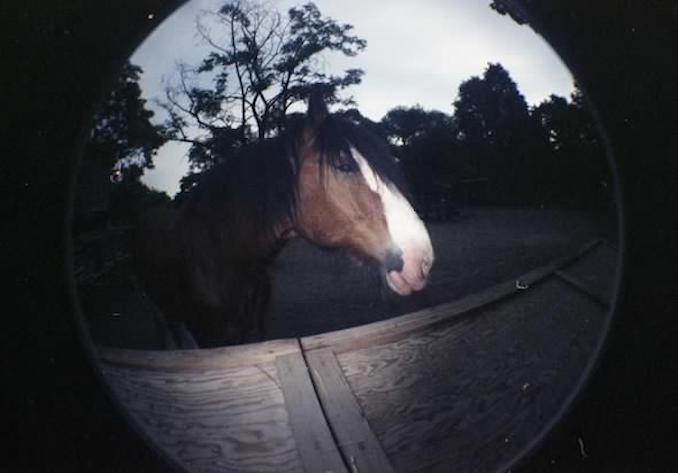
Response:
385,270,427,296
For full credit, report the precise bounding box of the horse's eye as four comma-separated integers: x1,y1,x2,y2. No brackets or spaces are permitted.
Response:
334,152,359,174
336,162,358,173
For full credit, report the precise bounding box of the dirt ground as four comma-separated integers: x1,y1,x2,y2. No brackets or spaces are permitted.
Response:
266,206,616,339
78,206,617,348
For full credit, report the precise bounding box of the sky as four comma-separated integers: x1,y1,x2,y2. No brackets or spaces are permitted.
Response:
131,0,575,197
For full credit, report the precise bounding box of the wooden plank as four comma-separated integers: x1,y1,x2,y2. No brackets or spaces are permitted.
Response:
306,349,395,473
336,278,606,472
276,352,348,473
97,337,300,372
101,362,304,473
301,239,603,354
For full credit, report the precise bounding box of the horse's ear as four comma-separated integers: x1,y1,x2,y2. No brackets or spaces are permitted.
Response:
307,90,328,127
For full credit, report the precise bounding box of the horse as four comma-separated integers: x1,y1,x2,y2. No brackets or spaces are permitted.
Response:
134,94,434,347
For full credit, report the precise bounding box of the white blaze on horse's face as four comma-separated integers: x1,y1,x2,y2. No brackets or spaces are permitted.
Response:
351,147,435,296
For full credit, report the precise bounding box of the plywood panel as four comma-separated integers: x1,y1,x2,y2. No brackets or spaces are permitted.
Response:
102,362,304,473
335,278,606,472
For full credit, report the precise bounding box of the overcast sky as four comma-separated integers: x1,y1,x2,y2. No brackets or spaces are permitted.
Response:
132,0,575,197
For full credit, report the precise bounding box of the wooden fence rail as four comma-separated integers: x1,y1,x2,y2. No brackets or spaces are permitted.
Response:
97,240,616,472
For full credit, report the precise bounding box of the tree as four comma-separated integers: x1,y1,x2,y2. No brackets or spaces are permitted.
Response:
453,63,537,204
381,105,453,147
454,63,530,148
163,0,366,175
378,106,458,199
88,62,166,176
75,61,168,225
531,89,610,210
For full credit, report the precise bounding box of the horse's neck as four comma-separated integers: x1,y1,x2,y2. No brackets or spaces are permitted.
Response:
178,145,299,270
179,197,292,271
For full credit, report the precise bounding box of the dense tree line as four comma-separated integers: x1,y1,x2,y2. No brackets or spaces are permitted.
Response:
74,62,169,228
381,63,612,213
80,0,613,221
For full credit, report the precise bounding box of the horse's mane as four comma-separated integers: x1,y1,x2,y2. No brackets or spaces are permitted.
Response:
182,135,298,241
181,113,406,239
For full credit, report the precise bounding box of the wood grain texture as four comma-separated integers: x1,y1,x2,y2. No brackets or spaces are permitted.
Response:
276,352,348,473
301,240,602,354
306,349,395,473
335,278,606,473
102,362,304,473
98,337,300,372
95,239,614,473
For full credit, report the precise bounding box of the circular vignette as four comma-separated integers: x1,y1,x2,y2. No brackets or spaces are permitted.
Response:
492,3,625,472
63,2,625,471
64,1,190,470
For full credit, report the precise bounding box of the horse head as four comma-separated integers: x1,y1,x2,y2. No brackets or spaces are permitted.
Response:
292,94,434,295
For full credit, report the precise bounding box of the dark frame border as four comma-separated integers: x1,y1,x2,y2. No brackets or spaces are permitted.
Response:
5,0,676,471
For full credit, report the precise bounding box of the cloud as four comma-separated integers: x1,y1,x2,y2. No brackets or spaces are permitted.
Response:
133,0,575,196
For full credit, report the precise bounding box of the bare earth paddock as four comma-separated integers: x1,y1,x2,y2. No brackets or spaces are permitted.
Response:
267,206,616,339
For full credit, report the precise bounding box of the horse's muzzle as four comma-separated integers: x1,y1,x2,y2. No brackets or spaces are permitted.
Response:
384,245,433,296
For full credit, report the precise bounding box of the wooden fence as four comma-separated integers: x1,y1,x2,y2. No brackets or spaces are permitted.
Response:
97,240,616,472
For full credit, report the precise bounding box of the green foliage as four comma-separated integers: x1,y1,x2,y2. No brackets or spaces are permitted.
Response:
454,63,530,149
164,0,367,180
74,61,169,222
334,108,385,137
452,63,536,204
109,179,172,224
378,106,458,199
88,62,167,173
531,90,610,210
380,63,609,212
153,0,607,213
381,106,453,147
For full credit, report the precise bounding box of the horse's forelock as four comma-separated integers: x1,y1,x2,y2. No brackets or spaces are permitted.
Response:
313,115,404,188
309,116,406,192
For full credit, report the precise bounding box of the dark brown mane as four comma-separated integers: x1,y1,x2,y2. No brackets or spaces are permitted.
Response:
183,135,301,242
182,113,406,240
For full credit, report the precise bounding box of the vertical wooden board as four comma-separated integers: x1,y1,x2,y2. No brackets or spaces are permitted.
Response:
306,349,395,473
101,363,304,473
276,352,348,473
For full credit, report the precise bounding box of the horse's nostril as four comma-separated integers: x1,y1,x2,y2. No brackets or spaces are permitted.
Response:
384,250,404,273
